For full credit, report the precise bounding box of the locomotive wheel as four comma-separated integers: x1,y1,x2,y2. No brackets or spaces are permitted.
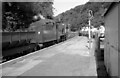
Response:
34,45,41,51
52,41,56,45
56,39,60,43
34,46,37,51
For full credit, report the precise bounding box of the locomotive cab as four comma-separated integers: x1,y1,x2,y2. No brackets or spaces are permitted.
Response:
29,19,59,44
29,20,43,44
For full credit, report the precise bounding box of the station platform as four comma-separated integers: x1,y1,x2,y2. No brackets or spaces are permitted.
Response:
1,36,97,77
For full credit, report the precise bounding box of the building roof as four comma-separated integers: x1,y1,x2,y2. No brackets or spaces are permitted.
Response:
103,2,119,16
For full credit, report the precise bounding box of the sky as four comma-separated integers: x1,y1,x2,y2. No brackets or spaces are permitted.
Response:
53,0,89,16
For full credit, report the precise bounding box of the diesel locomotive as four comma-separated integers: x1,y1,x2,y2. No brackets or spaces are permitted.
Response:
1,19,68,60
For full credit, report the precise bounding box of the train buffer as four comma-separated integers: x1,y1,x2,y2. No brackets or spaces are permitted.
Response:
1,36,98,76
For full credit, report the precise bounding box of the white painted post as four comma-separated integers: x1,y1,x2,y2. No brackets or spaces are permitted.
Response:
88,10,93,49
88,18,91,49
89,19,91,40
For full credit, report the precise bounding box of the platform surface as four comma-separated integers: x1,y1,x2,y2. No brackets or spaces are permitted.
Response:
1,36,97,77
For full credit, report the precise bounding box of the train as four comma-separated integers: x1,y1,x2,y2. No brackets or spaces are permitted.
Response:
1,19,69,60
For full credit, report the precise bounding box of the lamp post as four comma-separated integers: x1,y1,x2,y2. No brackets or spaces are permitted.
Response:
88,10,93,49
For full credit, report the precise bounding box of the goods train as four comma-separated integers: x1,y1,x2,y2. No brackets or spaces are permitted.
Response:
1,19,68,60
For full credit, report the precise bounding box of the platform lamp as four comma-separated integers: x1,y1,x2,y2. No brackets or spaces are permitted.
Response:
88,10,93,49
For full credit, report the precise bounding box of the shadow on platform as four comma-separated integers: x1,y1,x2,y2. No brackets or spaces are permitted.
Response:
95,48,110,78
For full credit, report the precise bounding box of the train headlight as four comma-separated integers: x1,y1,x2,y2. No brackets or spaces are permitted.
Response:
38,31,40,34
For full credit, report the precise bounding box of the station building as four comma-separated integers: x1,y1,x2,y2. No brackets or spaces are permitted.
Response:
103,2,119,77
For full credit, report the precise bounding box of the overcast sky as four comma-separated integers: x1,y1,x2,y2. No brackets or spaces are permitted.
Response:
53,0,89,16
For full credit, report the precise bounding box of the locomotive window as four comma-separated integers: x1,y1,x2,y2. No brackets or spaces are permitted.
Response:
28,25,36,31
45,22,54,30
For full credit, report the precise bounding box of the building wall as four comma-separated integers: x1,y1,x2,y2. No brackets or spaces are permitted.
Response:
119,3,120,78
104,3,119,77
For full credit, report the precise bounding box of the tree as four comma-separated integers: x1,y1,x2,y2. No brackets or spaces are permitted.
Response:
2,2,54,31
54,2,111,31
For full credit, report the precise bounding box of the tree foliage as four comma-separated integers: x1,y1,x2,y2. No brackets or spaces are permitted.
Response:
54,2,111,31
2,2,54,31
